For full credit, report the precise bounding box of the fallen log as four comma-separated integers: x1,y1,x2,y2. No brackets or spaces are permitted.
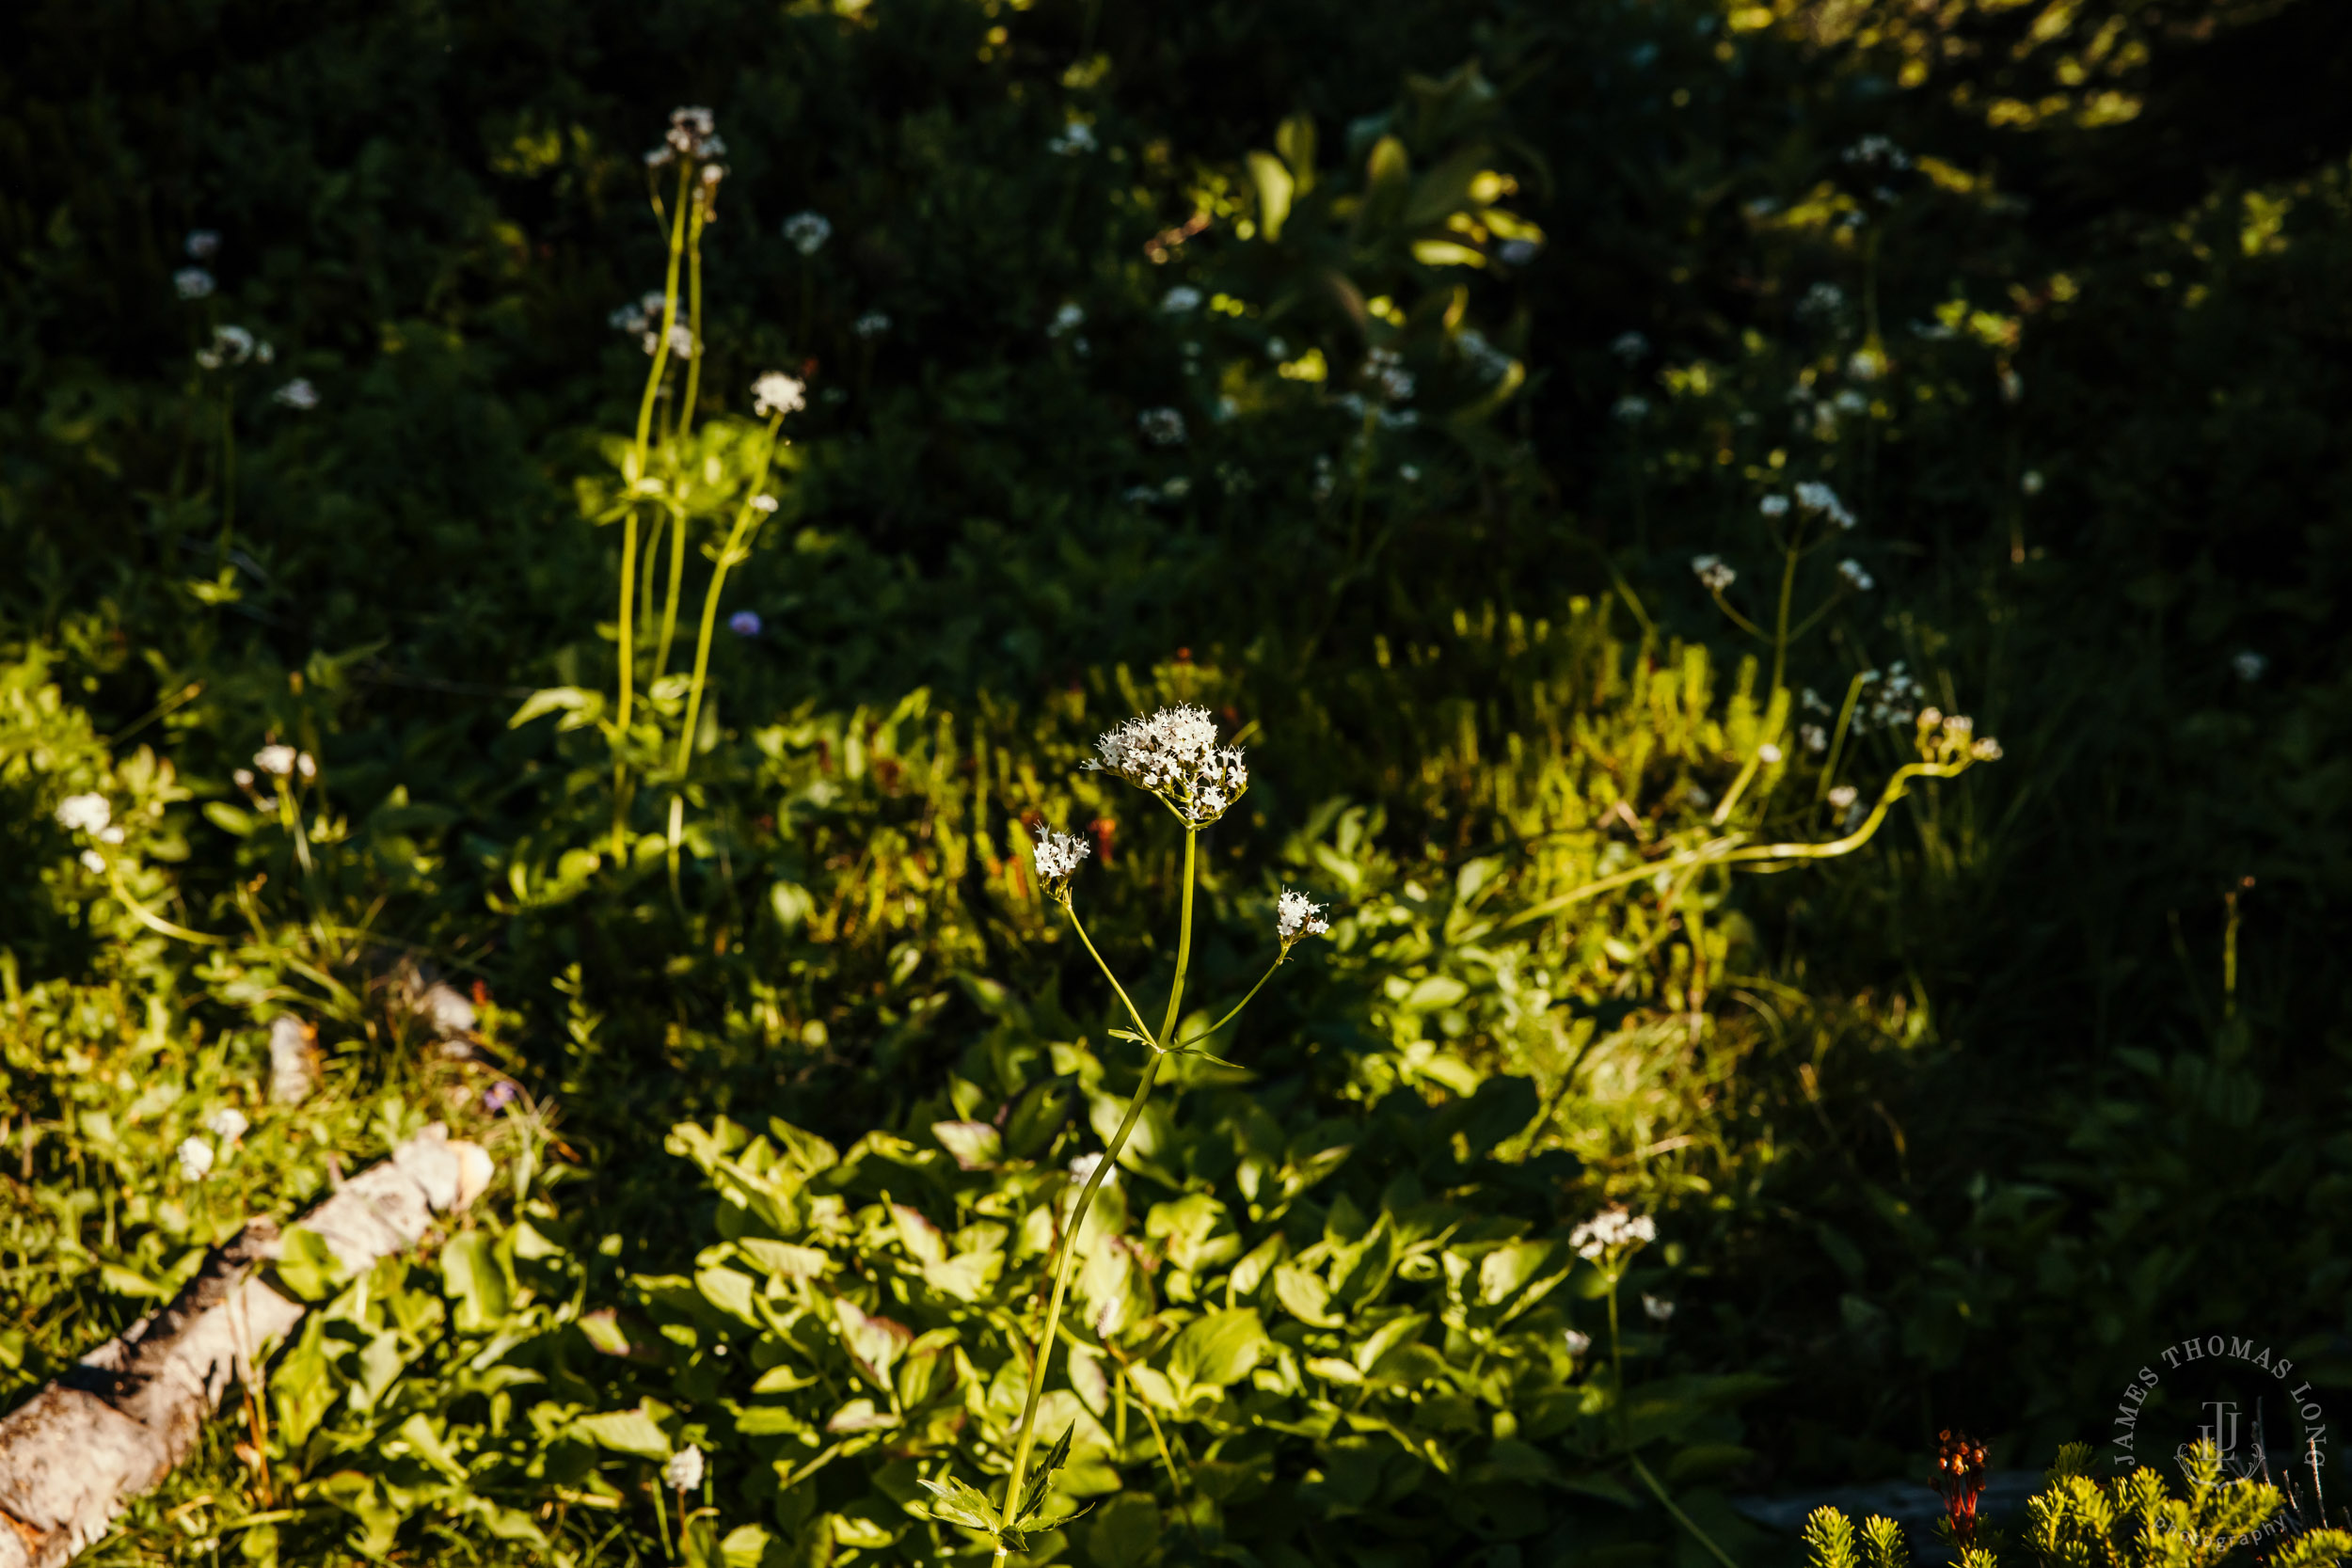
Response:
0,1125,493,1568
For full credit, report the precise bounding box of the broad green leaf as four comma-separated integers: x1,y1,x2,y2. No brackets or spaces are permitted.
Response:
825,1398,900,1433
930,1120,1000,1170
923,1251,1000,1302
1478,1240,1553,1306
695,1264,760,1325
737,1237,828,1281
719,1525,773,1568
393,1412,468,1481
833,1298,912,1390
572,1407,673,1459
273,1225,345,1303
440,1230,511,1331
1168,1308,1271,1389
890,1203,947,1266
1274,1263,1343,1327
272,1316,335,1448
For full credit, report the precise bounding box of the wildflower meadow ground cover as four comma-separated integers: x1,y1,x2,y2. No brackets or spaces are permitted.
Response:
3,0,2350,1564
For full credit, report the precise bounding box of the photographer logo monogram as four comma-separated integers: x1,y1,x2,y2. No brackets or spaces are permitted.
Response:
2111,1333,2328,1478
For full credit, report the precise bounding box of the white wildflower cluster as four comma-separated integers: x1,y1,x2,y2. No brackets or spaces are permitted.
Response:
1137,406,1187,446
752,372,806,418
1841,135,1912,171
1794,481,1856,529
1795,281,1846,320
1047,119,1097,156
1800,722,1828,752
1759,494,1790,518
1276,888,1328,950
1858,662,1921,730
1827,784,1860,814
1068,1151,1115,1190
1563,1328,1593,1357
205,1108,249,1142
2022,469,2046,496
186,230,222,261
1613,394,1650,423
196,325,273,371
1088,704,1248,827
177,1136,215,1180
1497,238,1540,267
1161,285,1202,314
1611,330,1650,364
1047,302,1086,340
662,1446,706,1491
1455,329,1514,384
1691,554,1735,592
274,379,320,411
2233,650,2266,682
253,744,317,781
851,310,891,338
782,211,832,256
1833,388,1868,415
1837,558,1875,592
1643,1292,1677,1323
648,106,725,170
1362,346,1414,404
1031,827,1091,892
1569,1205,1657,1262
1848,348,1884,382
56,793,113,835
174,268,215,300
609,290,669,338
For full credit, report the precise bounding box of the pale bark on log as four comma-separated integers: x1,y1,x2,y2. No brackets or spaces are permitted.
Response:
0,1125,494,1568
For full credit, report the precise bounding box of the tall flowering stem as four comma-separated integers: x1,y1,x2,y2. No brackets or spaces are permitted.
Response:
671,412,786,779
984,709,1317,1560
996,829,1194,1558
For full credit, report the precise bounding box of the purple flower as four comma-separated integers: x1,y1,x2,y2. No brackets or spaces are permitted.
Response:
483,1081,520,1114
729,610,763,637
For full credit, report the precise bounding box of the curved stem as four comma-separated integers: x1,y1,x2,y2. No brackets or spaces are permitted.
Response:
998,830,1200,1555
1161,955,1284,1053
1062,899,1155,1045
1708,585,1765,641
103,863,228,945
672,416,785,779
621,162,693,736
655,509,688,679
1499,759,1974,932
996,1051,1164,1555
679,198,707,437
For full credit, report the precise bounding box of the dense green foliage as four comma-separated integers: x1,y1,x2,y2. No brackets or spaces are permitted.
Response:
4,0,2350,1562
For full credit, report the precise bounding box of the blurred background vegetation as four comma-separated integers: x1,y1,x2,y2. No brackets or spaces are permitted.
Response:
4,0,2349,1562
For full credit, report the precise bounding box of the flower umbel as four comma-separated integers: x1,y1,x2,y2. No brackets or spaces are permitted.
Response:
1032,828,1091,893
751,372,806,418
177,1137,215,1180
662,1446,705,1492
1087,705,1248,827
56,794,111,835
1569,1205,1657,1266
1276,888,1328,953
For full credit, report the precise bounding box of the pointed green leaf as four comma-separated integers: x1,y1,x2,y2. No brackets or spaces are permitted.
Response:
1018,1423,1077,1523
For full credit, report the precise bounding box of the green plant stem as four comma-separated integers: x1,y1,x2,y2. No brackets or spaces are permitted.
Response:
671,416,785,779
996,831,1198,1558
1062,900,1156,1044
1500,758,1977,932
1772,519,1804,694
1815,671,1871,805
679,198,707,437
655,510,687,679
621,160,693,740
1160,955,1285,1053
